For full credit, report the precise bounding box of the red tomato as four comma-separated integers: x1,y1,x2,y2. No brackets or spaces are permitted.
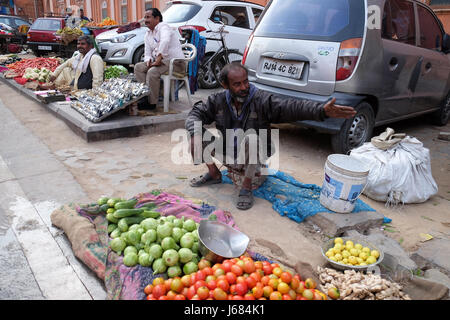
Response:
250,272,261,282
146,294,153,300
196,270,206,281
164,278,173,292
235,282,248,296
254,261,263,270
282,294,292,300
272,267,283,278
205,275,216,283
191,294,200,300
231,264,243,276
262,286,273,298
252,286,263,299
236,276,246,285
288,289,297,300
216,279,230,292
290,277,300,290
198,259,211,270
229,284,237,295
166,290,177,300
213,288,228,300
170,278,184,293
216,275,227,282
189,273,197,286
262,265,273,275
206,280,217,290
197,286,210,300
226,272,237,284
187,286,196,300
222,260,233,273
294,274,302,282
214,268,226,278
152,284,166,299
212,263,223,272
203,267,213,276
243,260,256,274
268,278,279,290
174,294,186,300
271,263,280,269
235,260,245,269
280,272,292,284
269,291,282,300
181,275,191,287
232,295,244,300
245,276,257,289
144,284,153,295
261,276,270,286
152,277,165,286
181,287,189,298
159,295,169,300
194,280,207,291
209,290,215,299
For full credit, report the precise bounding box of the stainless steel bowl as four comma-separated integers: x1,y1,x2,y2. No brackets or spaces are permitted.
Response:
198,220,250,263
321,237,384,271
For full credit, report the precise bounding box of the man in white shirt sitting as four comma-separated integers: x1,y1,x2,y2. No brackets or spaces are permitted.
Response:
134,8,186,110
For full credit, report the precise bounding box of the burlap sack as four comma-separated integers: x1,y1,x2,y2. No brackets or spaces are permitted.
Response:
50,203,107,280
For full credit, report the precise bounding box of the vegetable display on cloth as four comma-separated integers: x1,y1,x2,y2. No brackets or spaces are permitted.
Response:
71,78,149,122
104,65,129,79
6,57,61,77
23,67,52,82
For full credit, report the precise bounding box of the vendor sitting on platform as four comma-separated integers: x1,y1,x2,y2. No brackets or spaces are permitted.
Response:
50,35,104,90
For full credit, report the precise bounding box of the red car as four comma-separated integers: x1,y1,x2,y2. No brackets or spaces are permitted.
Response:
27,17,65,56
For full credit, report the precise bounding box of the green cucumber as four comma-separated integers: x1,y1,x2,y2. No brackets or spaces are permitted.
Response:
113,208,144,219
107,223,117,234
139,210,160,219
118,216,145,232
106,213,119,224
139,202,157,210
107,197,123,208
97,197,109,205
100,204,110,212
114,199,138,210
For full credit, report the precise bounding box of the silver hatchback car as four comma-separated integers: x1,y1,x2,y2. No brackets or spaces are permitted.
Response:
243,0,450,154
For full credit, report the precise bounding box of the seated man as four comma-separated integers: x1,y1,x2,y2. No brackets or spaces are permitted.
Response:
134,8,185,110
185,62,357,210
50,35,104,90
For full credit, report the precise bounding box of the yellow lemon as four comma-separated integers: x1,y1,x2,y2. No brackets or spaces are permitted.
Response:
348,256,357,265
354,243,363,250
334,237,344,245
333,247,342,254
350,248,359,256
366,256,377,265
371,250,380,259
359,262,367,266
356,257,364,264
342,258,349,264
359,252,369,261
326,251,334,258
362,247,371,254
342,250,350,259
334,243,343,250
335,253,343,261
329,256,337,262
345,240,354,248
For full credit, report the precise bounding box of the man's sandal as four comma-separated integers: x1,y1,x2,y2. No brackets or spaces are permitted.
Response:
236,189,254,210
189,172,222,187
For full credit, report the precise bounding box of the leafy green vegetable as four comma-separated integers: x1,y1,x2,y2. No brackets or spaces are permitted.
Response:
104,65,129,79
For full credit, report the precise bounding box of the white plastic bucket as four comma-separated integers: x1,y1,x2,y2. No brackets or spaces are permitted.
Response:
320,154,369,213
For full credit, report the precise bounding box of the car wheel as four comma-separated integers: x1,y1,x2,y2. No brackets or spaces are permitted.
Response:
331,102,375,154
211,49,243,87
431,91,450,126
132,46,145,65
198,53,220,89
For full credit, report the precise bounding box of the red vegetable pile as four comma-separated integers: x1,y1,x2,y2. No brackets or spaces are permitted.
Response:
6,57,61,77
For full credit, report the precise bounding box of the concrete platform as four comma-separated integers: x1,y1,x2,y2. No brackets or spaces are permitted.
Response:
0,75,191,142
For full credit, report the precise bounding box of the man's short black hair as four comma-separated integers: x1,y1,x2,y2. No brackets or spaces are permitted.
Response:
78,35,94,47
148,8,163,22
219,62,248,85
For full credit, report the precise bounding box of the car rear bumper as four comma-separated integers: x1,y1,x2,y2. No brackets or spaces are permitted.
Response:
251,81,366,134
27,41,62,52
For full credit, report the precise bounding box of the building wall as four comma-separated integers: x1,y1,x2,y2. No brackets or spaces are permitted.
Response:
43,0,268,23
14,0,44,19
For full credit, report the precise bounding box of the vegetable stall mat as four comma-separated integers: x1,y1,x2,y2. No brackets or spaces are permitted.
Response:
50,191,273,300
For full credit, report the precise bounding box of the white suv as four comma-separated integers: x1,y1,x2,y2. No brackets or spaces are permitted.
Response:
96,0,264,87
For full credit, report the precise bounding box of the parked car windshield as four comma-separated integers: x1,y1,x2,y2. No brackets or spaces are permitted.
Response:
31,19,61,31
255,0,365,42
0,17,13,26
163,3,202,23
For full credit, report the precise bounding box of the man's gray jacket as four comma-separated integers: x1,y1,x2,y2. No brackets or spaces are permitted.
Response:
185,85,327,158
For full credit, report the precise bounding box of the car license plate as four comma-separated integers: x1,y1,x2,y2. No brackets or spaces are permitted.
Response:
38,45,52,50
261,58,304,79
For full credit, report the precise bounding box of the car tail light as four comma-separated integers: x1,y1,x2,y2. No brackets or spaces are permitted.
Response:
242,32,254,66
27,33,31,39
336,38,362,81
